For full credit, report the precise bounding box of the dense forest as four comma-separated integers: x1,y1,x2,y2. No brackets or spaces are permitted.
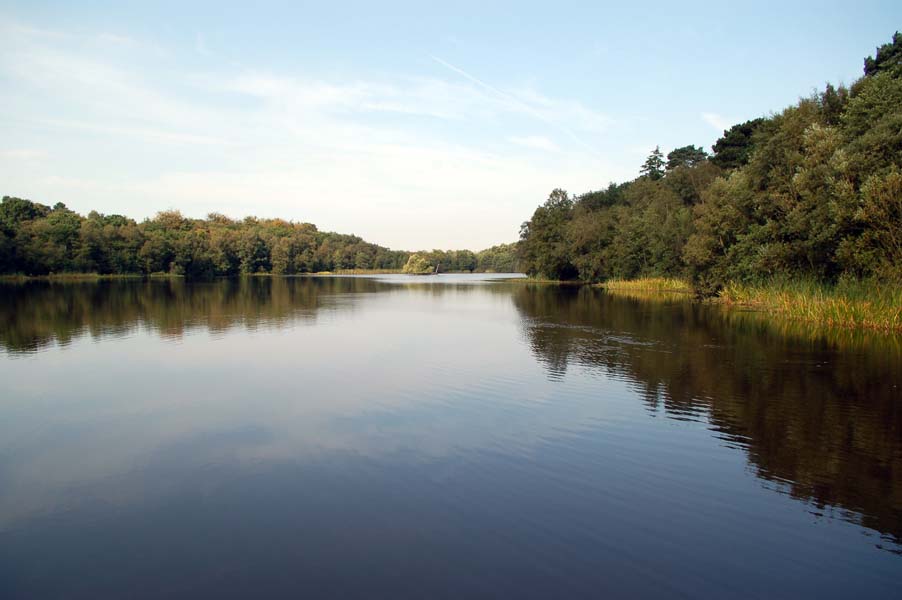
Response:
0,199,518,277
518,33,902,294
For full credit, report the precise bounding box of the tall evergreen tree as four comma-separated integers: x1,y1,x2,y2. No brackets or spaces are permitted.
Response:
864,31,902,76
665,145,708,170
710,118,764,170
640,146,665,180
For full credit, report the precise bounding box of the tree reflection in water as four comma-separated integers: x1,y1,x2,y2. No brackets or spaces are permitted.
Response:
1,278,899,551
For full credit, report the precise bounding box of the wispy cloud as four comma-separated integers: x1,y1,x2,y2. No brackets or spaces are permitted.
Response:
508,136,560,152
36,118,233,146
0,20,627,248
0,19,67,39
195,32,211,56
702,112,732,133
1,149,46,160
429,55,609,156
96,32,139,47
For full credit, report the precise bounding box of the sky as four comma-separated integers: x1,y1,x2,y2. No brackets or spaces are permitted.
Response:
1,1,900,250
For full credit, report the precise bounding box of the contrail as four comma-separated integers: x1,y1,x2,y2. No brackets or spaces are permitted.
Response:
429,54,603,158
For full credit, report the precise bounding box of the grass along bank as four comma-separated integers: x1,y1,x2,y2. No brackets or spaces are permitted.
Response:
245,269,405,276
600,278,692,293
598,276,901,332
720,279,902,332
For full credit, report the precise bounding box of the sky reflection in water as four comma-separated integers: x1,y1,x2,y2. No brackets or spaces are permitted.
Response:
1,275,900,599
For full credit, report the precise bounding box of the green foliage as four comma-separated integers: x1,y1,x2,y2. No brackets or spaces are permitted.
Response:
402,253,433,274
864,31,902,77
639,146,665,180
710,118,765,170
0,197,409,277
683,172,758,294
414,249,477,273
518,189,577,279
818,83,849,126
720,276,902,331
664,160,722,205
838,169,902,280
517,33,902,295
521,177,695,283
475,243,519,272
665,145,708,171
577,182,626,211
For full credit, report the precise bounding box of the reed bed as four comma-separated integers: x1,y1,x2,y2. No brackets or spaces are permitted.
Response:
601,277,692,293
328,268,404,275
720,279,902,332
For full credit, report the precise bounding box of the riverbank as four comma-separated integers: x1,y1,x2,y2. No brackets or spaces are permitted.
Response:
600,278,692,293
0,272,163,282
8,272,896,332
719,279,902,332
0,269,511,282
239,269,405,276
598,277,901,332
313,269,404,275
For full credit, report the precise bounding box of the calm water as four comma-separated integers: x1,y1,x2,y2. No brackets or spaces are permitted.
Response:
1,275,900,598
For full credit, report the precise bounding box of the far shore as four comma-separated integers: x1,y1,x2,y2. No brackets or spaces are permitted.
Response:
0,269,523,282
5,271,898,333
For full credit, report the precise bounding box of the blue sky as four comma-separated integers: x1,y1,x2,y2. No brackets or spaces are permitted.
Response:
1,1,900,249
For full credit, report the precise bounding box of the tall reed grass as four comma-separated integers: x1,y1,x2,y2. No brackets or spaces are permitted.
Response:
720,278,902,332
601,277,692,293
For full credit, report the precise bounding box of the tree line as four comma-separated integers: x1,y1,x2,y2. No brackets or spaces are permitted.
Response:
0,200,519,277
403,244,519,274
518,33,902,294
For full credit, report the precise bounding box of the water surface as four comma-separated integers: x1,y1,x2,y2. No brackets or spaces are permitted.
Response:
1,275,900,598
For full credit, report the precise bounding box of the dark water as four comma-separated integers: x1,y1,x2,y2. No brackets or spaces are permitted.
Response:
1,275,900,598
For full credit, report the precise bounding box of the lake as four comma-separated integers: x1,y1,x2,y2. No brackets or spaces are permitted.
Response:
1,274,900,598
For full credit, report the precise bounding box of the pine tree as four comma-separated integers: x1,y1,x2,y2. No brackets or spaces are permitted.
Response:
864,31,902,77
640,146,665,180
665,145,709,170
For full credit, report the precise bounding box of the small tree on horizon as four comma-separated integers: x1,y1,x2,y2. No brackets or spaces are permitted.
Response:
640,146,665,180
402,253,433,274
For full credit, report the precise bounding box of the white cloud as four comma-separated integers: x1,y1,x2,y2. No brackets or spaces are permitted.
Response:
35,118,233,146
0,20,626,249
195,32,211,56
1,149,46,160
430,55,610,155
96,32,138,46
508,136,560,152
702,112,731,133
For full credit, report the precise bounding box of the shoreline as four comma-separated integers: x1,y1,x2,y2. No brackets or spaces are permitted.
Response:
5,272,898,333
0,272,174,282
596,277,902,333
0,269,519,282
